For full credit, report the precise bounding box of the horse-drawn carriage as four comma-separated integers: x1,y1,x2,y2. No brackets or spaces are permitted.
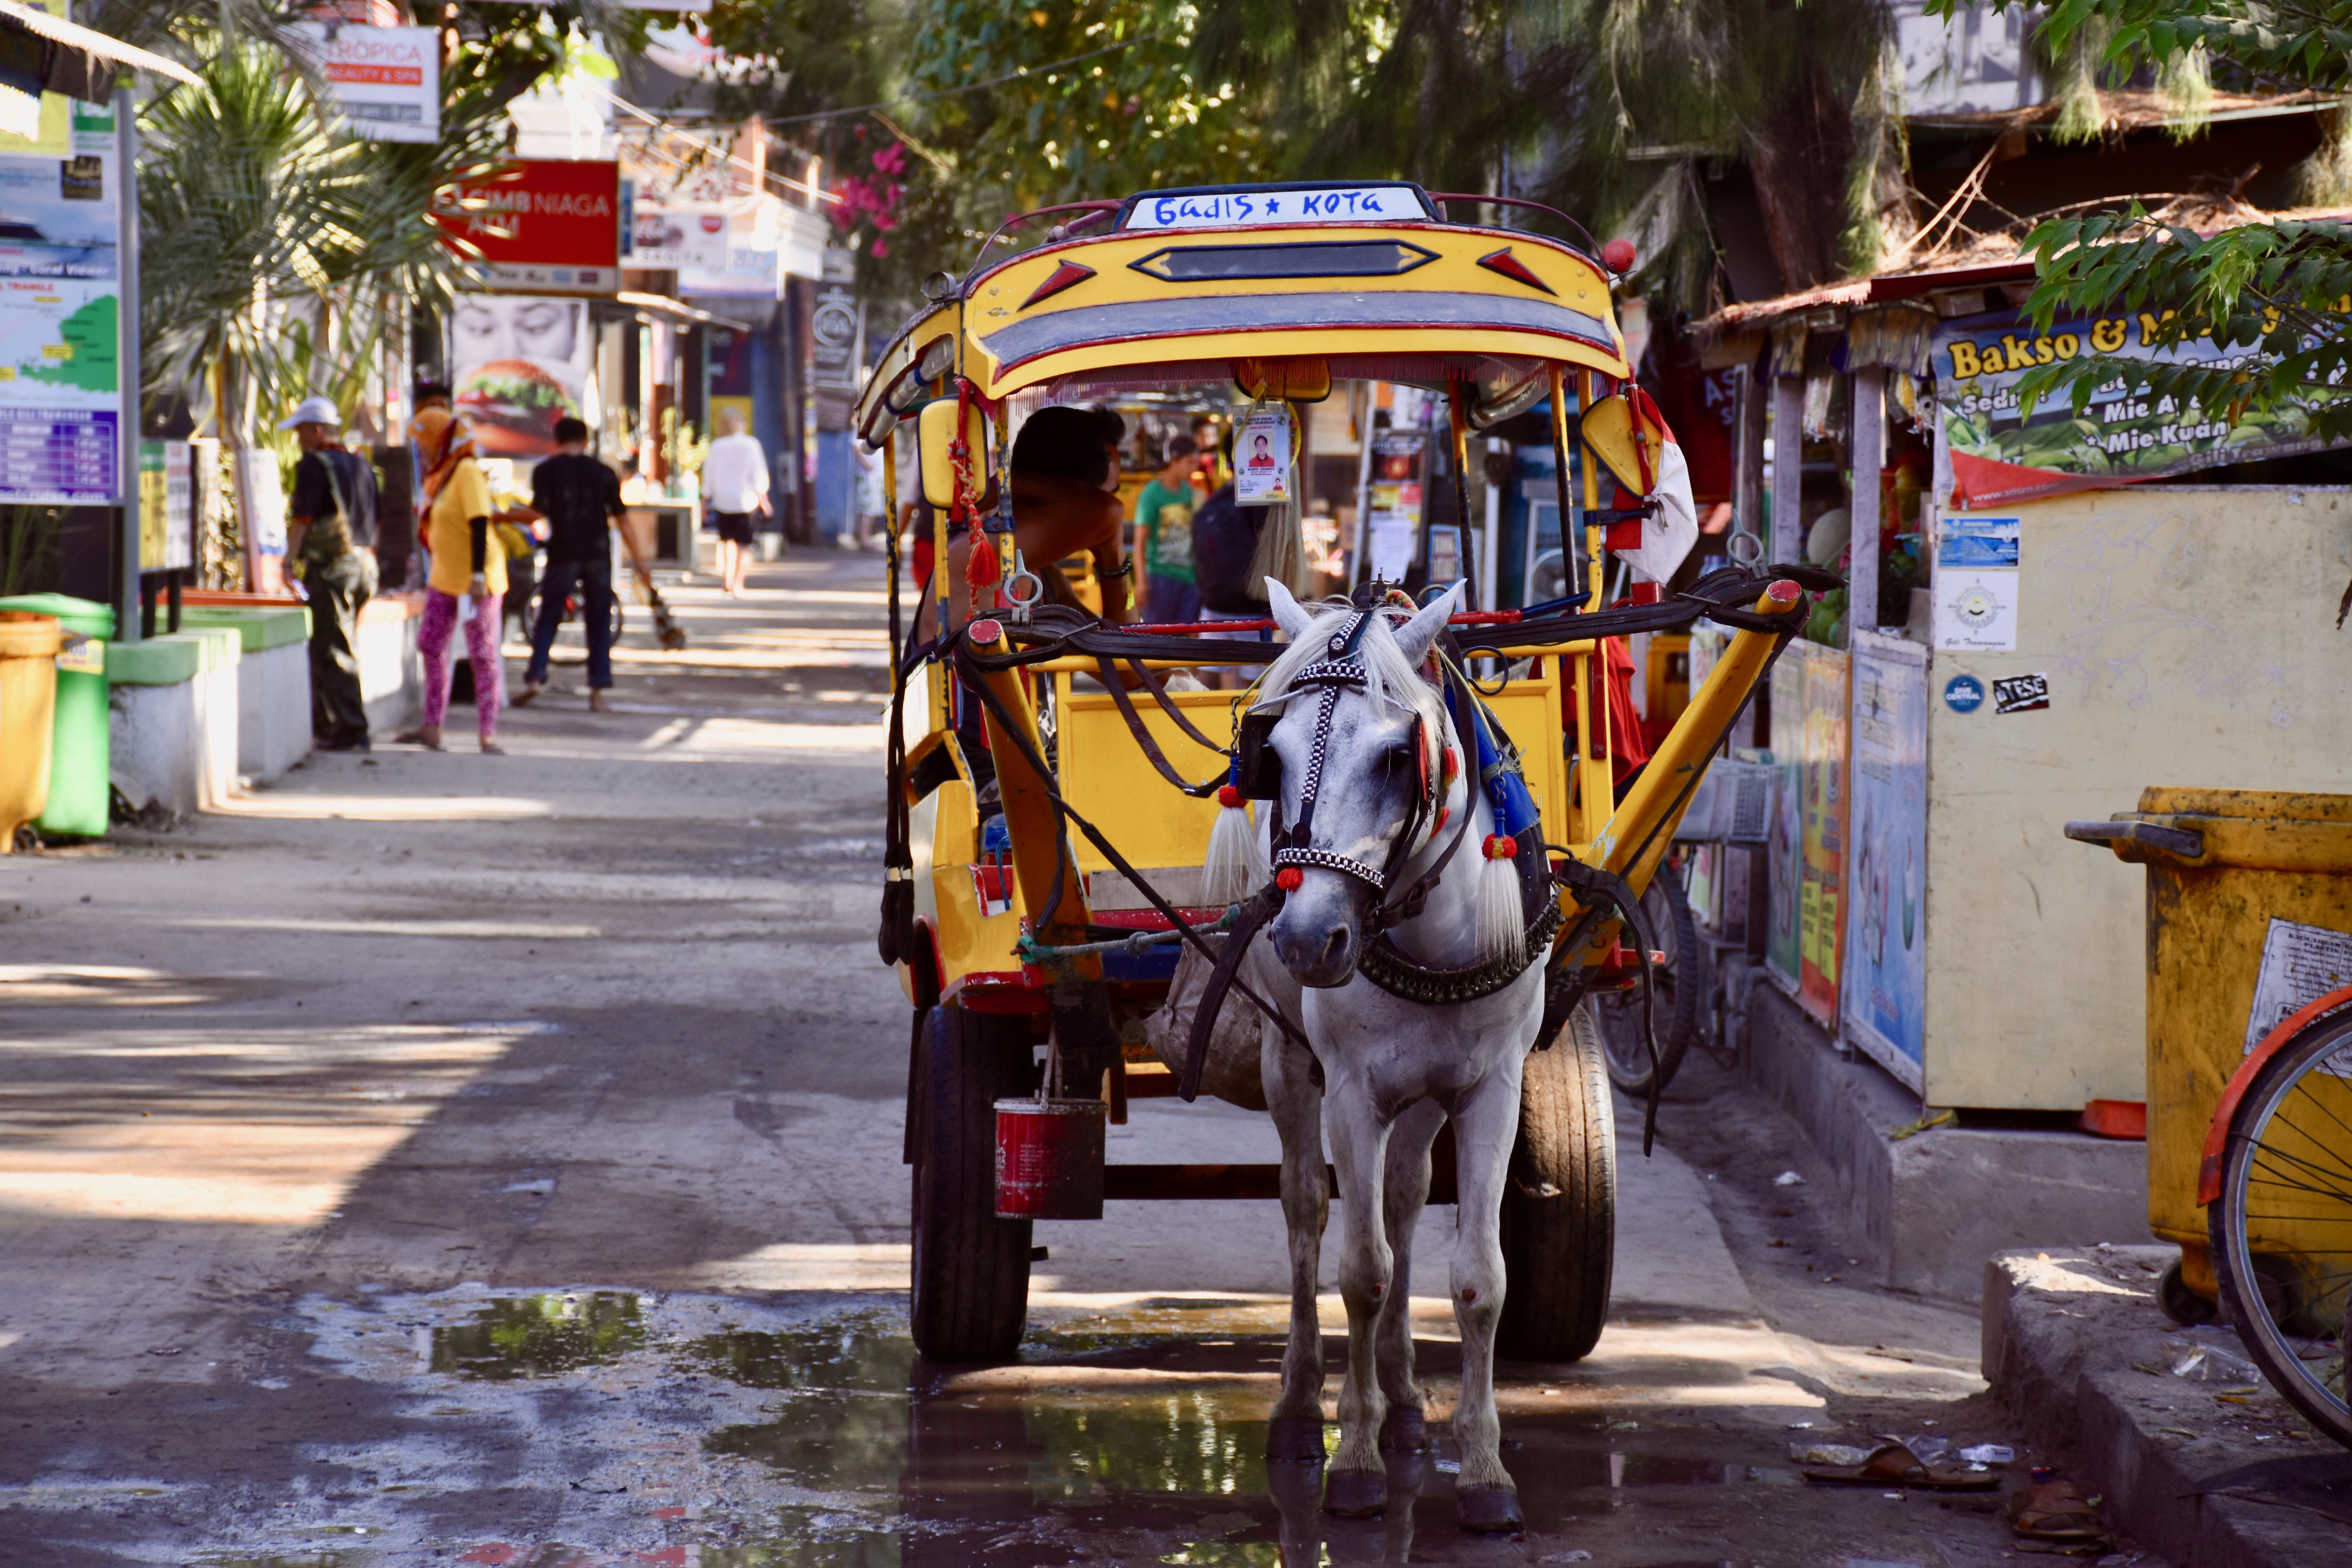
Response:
861,180,1830,1527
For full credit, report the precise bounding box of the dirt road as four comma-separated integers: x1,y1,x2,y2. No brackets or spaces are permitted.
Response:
0,554,2082,1566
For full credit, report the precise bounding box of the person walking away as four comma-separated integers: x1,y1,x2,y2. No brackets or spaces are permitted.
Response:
701,408,770,596
1133,435,1200,625
511,417,646,713
281,395,380,752
1188,443,1270,689
403,409,508,753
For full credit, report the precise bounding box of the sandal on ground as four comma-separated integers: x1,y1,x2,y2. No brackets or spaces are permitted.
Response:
1803,1441,1997,1492
512,682,542,707
2007,1475,2105,1542
479,738,506,755
588,690,608,713
395,728,443,751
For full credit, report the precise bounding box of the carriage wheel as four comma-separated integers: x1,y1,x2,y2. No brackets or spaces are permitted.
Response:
1592,860,1699,1096
909,1002,1034,1361
2207,1007,2352,1448
1496,1003,1617,1362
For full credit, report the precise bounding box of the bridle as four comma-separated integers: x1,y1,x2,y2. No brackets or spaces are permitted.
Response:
1262,609,1476,936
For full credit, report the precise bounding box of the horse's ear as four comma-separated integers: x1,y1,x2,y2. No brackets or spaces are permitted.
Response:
1265,577,1315,640
1390,582,1463,667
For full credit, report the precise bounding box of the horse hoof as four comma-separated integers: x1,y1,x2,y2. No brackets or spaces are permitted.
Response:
1378,1406,1427,1452
1457,1485,1524,1533
1323,1468,1387,1517
1265,1416,1327,1463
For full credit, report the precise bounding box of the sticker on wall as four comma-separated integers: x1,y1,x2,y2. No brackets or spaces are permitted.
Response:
1991,673,2049,713
1942,674,1985,714
1932,515,2020,652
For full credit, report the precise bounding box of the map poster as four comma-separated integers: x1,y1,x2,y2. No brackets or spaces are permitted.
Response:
0,110,122,506
1842,630,1928,1089
1766,639,1849,1027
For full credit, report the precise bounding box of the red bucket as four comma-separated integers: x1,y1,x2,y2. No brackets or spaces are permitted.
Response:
995,1097,1106,1219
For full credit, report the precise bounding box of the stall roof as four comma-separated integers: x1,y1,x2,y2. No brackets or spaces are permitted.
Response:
0,1,199,99
613,290,753,330
1696,192,2352,353
1909,86,2338,135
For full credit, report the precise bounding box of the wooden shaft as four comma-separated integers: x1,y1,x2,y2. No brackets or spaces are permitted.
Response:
965,621,1098,960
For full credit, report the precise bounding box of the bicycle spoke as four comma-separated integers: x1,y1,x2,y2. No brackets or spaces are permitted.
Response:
2243,1138,2352,1205
2267,1104,2352,1185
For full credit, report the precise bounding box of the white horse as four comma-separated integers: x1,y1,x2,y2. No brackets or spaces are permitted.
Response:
1235,577,1550,1533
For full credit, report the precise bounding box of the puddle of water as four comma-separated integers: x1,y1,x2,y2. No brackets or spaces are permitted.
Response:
430,1290,645,1380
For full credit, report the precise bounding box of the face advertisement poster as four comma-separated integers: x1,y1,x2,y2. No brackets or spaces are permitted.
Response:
0,96,120,505
1765,640,1849,1027
449,295,592,458
1935,305,2347,510
1841,630,1927,1089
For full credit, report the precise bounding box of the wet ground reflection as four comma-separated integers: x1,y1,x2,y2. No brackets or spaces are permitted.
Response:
238,1291,2015,1566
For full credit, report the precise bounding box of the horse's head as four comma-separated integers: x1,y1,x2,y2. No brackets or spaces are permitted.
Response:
1256,579,1462,988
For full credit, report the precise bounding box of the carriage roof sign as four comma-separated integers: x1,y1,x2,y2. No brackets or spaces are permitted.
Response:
1121,183,1436,231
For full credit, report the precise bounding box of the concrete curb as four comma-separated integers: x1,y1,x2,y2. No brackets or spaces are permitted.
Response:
1983,1245,2349,1564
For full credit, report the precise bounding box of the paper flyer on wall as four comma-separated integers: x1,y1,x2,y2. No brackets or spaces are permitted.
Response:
1365,430,1424,580
2243,918,2352,1077
1842,631,1928,1090
1931,514,2019,651
1234,405,1293,505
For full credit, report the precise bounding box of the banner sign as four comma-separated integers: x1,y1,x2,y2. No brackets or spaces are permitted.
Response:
285,25,439,145
1365,429,1426,580
1936,304,2345,509
442,160,619,294
0,96,119,505
624,199,730,271
1842,631,1927,1089
1766,639,1849,1029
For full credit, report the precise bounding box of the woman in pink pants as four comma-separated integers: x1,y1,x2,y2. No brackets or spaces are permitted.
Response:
403,409,508,753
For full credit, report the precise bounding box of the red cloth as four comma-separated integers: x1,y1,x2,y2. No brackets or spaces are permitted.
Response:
1604,635,1651,785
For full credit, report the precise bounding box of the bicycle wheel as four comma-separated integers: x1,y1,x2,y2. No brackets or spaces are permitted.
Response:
1592,860,1699,1095
2208,1006,2352,1448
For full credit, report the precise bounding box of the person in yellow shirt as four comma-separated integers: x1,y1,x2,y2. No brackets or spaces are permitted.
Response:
401,409,510,753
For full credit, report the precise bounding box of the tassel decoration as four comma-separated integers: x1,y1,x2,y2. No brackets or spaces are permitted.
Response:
1477,829,1525,965
1203,780,1269,905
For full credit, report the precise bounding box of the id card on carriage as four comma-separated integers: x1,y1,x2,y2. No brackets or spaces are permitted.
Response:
1234,407,1294,506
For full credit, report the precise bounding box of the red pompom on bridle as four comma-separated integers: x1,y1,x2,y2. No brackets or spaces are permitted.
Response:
1217,784,1244,808
1275,867,1304,891
1483,833,1517,860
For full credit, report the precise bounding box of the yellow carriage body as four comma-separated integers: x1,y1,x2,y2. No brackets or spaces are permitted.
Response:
862,183,1792,1011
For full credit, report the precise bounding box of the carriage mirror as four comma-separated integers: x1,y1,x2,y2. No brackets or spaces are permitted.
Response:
1580,391,1668,496
918,397,991,512
1236,710,1284,800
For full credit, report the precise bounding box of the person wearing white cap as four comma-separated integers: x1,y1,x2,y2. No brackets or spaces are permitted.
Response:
280,394,380,752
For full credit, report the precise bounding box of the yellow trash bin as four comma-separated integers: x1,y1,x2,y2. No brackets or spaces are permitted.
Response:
0,610,62,852
2067,787,2352,1320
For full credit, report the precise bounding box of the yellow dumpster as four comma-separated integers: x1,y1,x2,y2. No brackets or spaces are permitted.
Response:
0,610,62,853
2067,788,2352,1322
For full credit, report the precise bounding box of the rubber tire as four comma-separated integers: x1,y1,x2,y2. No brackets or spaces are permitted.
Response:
910,1003,1035,1362
1495,1004,1617,1362
1592,861,1699,1096
2156,1259,2218,1327
2207,1013,2352,1449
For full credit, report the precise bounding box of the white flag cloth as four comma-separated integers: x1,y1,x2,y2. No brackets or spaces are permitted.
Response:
1618,435,1699,584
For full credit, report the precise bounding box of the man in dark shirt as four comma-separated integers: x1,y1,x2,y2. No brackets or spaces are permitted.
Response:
281,395,380,751
512,417,645,711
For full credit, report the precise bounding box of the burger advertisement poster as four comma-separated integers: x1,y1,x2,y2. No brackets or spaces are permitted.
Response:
449,295,592,459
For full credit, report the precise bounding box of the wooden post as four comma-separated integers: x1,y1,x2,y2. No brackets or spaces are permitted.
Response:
1770,376,1804,567
1849,366,1885,635
1731,362,1764,561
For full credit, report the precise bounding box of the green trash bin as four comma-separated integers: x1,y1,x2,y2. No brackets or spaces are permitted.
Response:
0,593,112,837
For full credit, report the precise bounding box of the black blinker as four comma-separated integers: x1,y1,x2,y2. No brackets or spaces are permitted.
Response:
1236,710,1284,799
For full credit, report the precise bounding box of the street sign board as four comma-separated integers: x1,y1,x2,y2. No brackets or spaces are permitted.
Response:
442,160,621,295
285,25,440,145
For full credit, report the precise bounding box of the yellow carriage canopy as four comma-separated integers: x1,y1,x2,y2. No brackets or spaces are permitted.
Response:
857,181,1632,442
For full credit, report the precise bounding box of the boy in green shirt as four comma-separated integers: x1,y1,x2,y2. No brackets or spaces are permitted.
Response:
1134,434,1202,624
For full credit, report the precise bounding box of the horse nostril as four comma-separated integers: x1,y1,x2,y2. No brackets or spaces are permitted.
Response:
1321,927,1349,965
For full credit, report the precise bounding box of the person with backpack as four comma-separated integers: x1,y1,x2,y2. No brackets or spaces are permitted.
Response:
281,396,381,752
1187,432,1272,687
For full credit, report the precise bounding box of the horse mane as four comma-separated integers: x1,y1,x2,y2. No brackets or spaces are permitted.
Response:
1252,602,1451,772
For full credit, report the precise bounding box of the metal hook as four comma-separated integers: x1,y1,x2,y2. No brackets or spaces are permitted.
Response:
1726,530,1764,568
1003,550,1046,622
